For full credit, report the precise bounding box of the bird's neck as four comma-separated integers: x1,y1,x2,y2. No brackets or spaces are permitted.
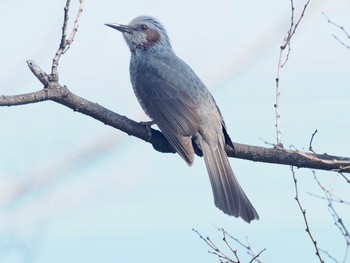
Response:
130,43,173,56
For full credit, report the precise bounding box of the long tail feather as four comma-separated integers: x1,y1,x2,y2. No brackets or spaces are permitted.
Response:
198,135,259,223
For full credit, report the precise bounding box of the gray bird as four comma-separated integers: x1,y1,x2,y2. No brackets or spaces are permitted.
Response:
105,16,259,223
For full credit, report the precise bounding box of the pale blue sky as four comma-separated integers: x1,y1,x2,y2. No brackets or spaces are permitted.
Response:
1,0,350,262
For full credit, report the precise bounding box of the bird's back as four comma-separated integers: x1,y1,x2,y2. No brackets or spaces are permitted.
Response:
130,48,223,132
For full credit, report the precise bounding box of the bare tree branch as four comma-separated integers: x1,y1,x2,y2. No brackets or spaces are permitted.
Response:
51,0,84,79
322,13,350,50
213,226,266,263
2,59,350,173
274,0,311,147
291,167,325,263
193,228,266,263
312,172,350,263
319,248,341,263
308,192,350,206
64,0,84,54
192,228,239,263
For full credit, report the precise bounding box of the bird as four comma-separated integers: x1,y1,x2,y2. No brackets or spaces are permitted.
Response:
105,16,259,223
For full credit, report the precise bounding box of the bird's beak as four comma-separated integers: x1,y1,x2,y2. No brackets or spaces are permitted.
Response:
105,23,133,34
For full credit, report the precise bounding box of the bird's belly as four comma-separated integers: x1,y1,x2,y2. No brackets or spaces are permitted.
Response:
133,89,153,120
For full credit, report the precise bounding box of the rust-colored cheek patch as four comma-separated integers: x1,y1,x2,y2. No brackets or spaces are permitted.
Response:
146,29,161,45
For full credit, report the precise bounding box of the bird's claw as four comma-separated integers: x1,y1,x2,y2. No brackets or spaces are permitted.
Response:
140,120,155,140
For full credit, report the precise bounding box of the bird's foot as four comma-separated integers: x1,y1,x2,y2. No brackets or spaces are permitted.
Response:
140,120,155,140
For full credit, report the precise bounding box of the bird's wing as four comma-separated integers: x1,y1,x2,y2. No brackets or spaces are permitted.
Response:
133,55,201,165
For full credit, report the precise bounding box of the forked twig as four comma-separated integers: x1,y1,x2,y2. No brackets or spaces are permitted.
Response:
308,192,350,206
275,0,311,146
214,227,266,263
51,0,84,80
312,171,350,263
291,166,324,263
192,228,239,263
319,248,341,263
322,12,350,50
194,227,265,263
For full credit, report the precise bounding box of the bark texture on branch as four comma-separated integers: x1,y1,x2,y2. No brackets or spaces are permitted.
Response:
1,61,349,174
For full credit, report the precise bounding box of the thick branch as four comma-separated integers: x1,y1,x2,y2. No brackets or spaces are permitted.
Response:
1,61,350,174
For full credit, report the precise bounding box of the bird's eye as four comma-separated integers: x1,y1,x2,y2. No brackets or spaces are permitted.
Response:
140,24,148,31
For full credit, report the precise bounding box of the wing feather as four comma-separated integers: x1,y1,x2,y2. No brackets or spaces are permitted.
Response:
132,55,201,164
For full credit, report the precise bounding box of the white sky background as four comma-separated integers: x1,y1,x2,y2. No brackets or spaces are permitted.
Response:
1,0,350,262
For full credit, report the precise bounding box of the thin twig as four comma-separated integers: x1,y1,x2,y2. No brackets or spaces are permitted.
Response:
283,0,311,50
63,0,84,55
280,0,294,68
275,0,311,147
291,167,325,263
259,137,276,148
249,248,267,263
331,34,350,50
322,12,350,50
339,172,350,184
213,226,265,263
319,248,341,263
51,0,71,79
312,171,350,263
192,228,238,263
308,192,350,206
222,229,240,262
51,0,84,79
309,129,318,154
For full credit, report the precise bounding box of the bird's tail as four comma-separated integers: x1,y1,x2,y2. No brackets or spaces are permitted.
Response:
198,135,259,223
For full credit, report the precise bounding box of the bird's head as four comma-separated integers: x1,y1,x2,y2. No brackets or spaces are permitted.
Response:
105,16,171,53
